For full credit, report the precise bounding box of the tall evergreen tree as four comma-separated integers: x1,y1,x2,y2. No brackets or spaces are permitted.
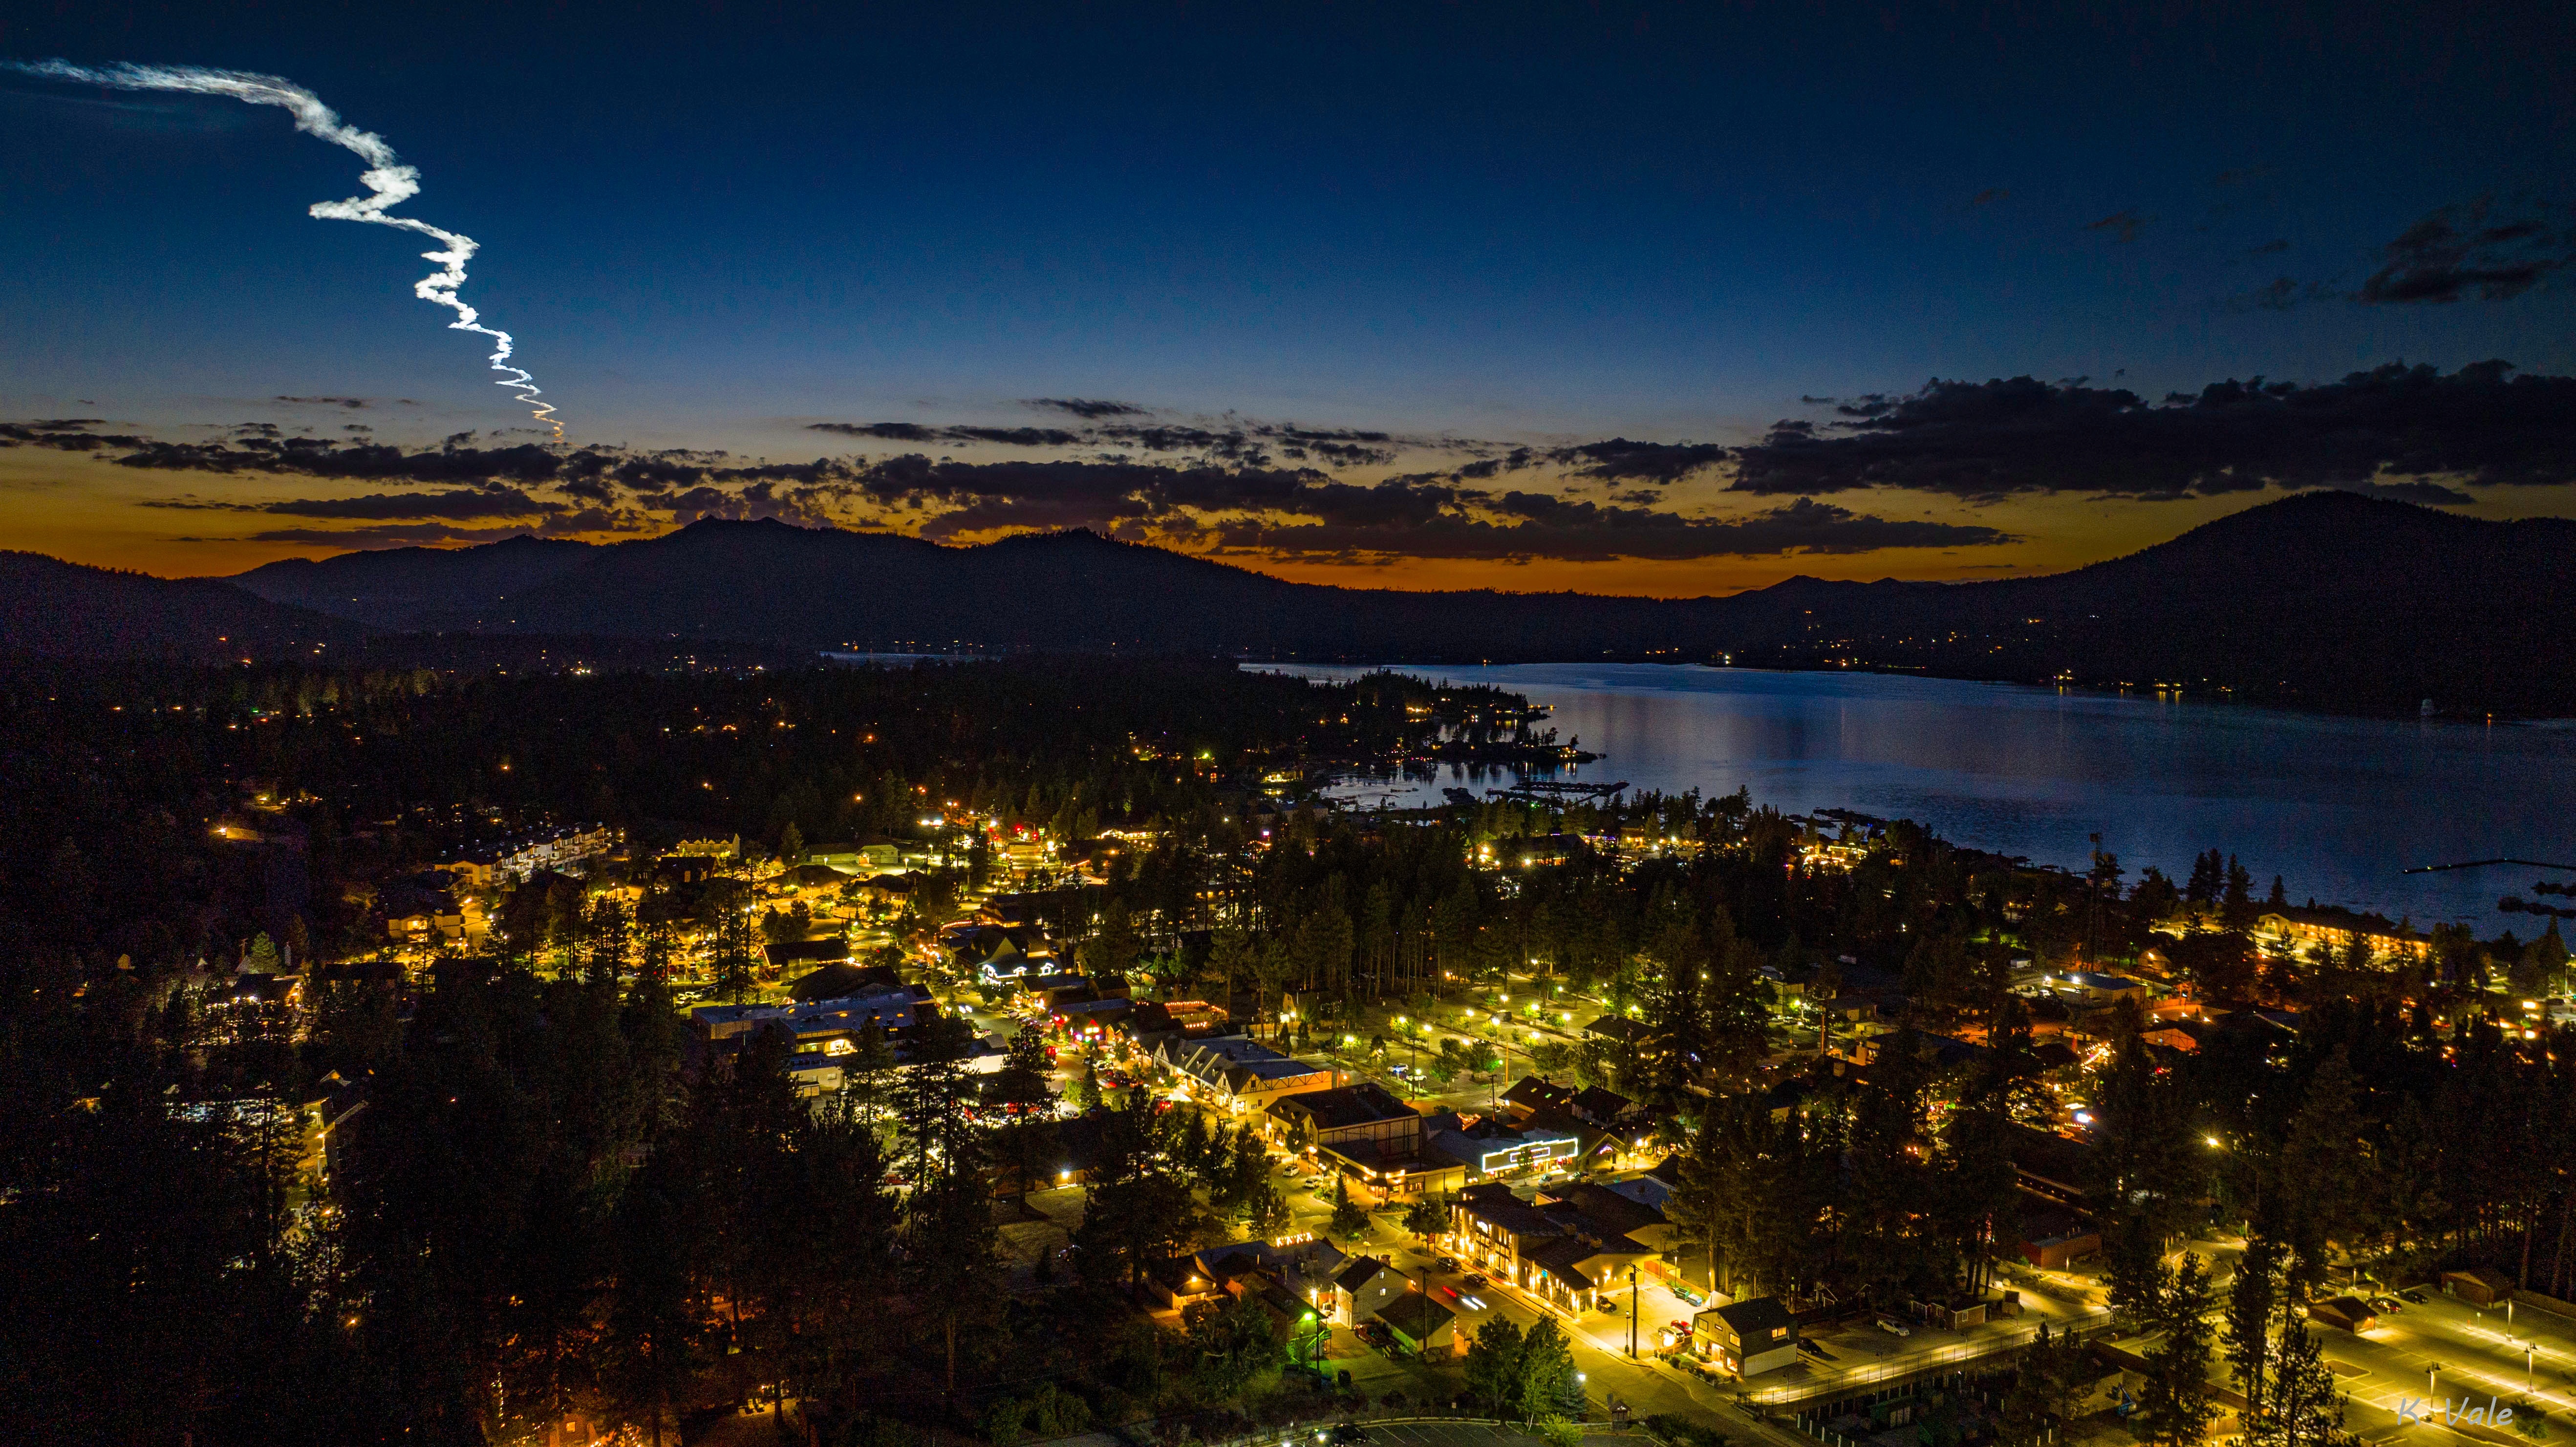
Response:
2138,1253,2220,1447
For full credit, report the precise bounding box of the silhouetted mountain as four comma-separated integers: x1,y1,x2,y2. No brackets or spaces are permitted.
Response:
227,534,596,628
14,491,2564,713
0,551,373,662
1734,491,2576,715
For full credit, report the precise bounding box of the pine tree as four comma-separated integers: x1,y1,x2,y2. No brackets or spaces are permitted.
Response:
2225,1233,2283,1409
1464,1318,1527,1417
1518,1317,1586,1421
2139,1253,2220,1447
2252,1317,2355,1447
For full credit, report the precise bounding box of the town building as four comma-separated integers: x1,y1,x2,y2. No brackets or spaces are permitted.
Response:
1375,1291,1460,1358
1267,1083,1458,1197
1427,1111,1583,1184
1694,1297,1800,1378
2258,908,2431,964
1157,1037,1339,1115
1445,1182,1664,1315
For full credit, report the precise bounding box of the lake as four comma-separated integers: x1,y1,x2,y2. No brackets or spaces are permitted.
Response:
1260,662,2576,933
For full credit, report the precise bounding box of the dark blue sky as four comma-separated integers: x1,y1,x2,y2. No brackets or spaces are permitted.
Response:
3,0,2572,586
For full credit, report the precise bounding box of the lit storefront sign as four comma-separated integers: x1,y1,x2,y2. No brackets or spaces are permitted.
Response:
1479,1136,1578,1175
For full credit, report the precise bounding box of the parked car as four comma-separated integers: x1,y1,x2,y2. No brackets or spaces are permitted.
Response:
1333,1425,1372,1443
1600,1299,1621,1315
2400,1289,2429,1304
1437,1256,1458,1272
1669,1319,1692,1338
2370,1296,2404,1314
1797,1338,1827,1359
1463,1273,1488,1290
1876,1317,1911,1337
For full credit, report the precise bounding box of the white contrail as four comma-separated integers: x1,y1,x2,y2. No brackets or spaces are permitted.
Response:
7,60,560,439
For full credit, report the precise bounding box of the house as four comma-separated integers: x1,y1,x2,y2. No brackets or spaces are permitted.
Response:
1695,1297,1800,1378
1585,1015,1649,1047
787,960,904,1003
766,936,853,973
1158,1038,1339,1115
810,841,901,873
1501,1076,1577,1122
653,854,719,886
857,872,921,905
953,926,1056,980
1145,1236,1350,1313
2442,1267,2514,1307
1330,1256,1413,1325
1375,1290,1459,1358
1569,1085,1636,1128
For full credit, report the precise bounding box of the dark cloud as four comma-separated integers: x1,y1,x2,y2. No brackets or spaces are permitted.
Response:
2356,199,2574,304
833,455,2002,562
142,486,557,522
810,421,941,442
1728,361,2576,500
2237,276,2336,313
1545,438,1730,483
1211,496,2012,563
1967,188,2008,208
275,395,369,408
806,421,1082,447
1454,447,1536,480
1025,397,1148,419
2085,211,2148,243
2247,238,2290,256
2325,479,2475,507
0,420,150,451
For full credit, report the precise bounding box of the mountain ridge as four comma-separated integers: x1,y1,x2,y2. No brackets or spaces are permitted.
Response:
6,492,2567,714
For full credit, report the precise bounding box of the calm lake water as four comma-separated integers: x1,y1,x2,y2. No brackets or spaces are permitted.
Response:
1262,662,2576,932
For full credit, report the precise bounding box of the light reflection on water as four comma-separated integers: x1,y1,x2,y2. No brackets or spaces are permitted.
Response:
1259,662,2576,929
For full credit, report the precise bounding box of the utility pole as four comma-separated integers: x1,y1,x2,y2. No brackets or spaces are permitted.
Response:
1630,1266,1640,1357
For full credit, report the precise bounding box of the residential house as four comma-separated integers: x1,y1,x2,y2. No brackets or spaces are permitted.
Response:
766,936,853,975
1584,1015,1649,1048
1330,1256,1415,1326
1694,1297,1800,1379
809,840,901,873
1144,1236,1350,1314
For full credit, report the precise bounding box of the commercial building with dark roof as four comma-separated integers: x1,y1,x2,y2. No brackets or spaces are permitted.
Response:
1695,1297,1800,1378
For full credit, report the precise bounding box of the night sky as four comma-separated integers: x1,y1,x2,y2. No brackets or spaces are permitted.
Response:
3,0,2572,591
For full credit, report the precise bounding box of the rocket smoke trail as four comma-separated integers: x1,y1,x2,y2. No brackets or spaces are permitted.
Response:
7,60,560,439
